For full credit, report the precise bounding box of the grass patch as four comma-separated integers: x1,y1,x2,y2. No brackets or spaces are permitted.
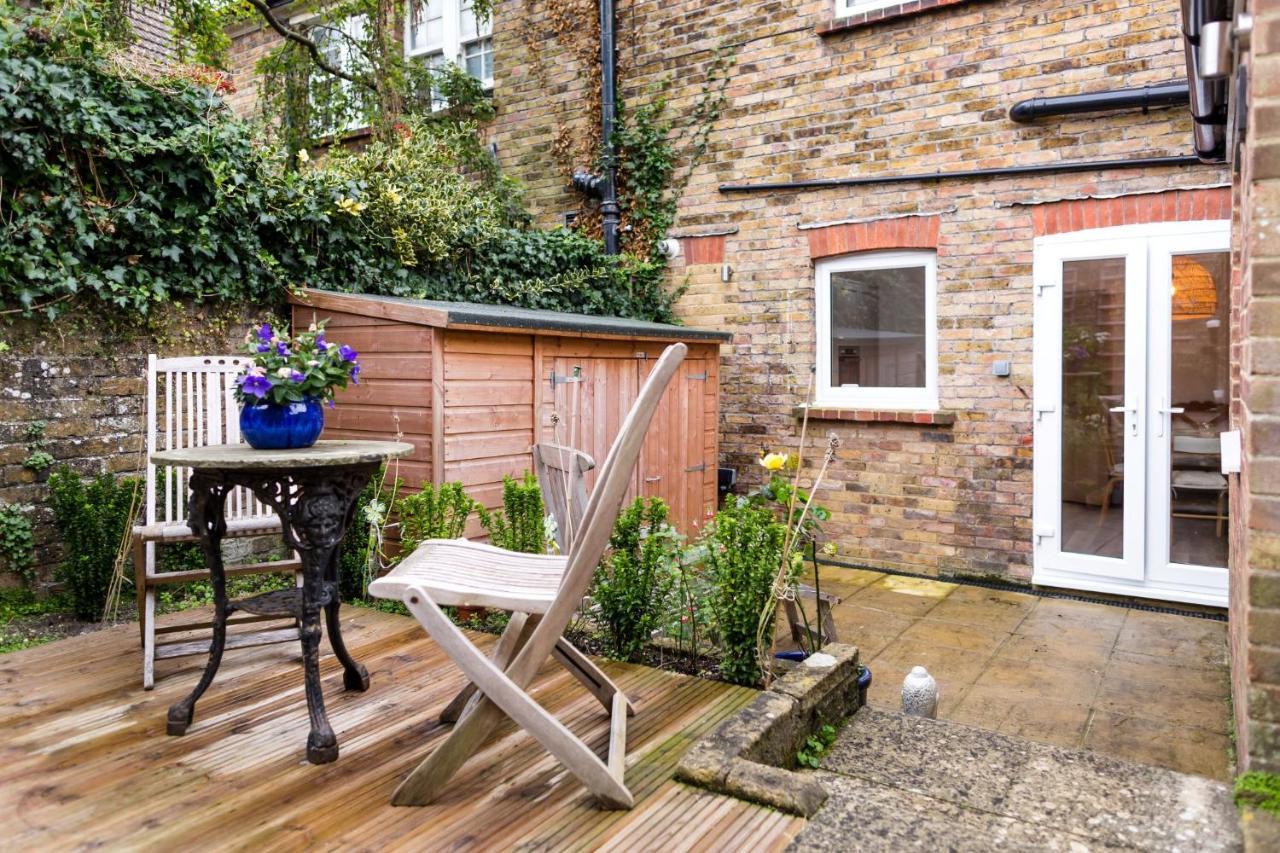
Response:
1235,771,1280,817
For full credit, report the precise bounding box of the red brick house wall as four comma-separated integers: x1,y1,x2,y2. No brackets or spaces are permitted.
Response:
1232,0,1280,775
225,0,1230,582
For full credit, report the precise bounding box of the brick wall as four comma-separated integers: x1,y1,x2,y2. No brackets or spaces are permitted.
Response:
0,303,262,588
1232,0,1280,775
225,0,1229,581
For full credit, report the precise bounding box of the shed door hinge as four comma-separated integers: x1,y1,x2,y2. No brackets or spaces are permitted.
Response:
685,462,707,473
549,367,583,388
687,372,708,381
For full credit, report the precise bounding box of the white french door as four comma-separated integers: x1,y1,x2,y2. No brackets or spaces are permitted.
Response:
1033,220,1231,607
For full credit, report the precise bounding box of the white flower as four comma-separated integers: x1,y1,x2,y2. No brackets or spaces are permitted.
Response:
307,359,320,367
276,367,292,379
296,148,310,164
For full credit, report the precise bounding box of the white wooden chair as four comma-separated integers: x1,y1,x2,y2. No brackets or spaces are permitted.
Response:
1171,434,1229,537
369,342,687,809
532,442,595,553
133,354,302,690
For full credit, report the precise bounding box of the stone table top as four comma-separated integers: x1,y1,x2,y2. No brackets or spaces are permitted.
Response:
151,440,415,470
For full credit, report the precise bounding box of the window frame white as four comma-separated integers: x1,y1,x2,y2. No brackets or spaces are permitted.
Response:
834,0,904,17
404,0,493,91
814,249,939,411
305,13,372,136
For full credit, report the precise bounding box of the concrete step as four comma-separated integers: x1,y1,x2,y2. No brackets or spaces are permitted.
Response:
792,706,1240,852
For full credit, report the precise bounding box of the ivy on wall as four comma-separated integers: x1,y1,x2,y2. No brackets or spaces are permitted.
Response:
0,3,679,322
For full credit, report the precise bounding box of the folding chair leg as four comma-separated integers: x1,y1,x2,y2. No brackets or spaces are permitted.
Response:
396,589,633,809
552,638,635,717
134,538,148,649
440,612,536,724
142,588,157,691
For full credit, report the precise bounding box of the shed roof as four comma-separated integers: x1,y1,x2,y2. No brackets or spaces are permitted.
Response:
291,289,733,342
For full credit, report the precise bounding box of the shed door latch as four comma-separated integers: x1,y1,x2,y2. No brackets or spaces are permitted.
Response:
687,372,708,381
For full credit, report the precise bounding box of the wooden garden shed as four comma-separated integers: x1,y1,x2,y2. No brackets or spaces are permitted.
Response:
289,289,731,536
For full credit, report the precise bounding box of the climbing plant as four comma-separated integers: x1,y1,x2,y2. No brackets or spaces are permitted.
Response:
0,503,35,585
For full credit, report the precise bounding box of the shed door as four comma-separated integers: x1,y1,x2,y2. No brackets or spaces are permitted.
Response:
542,342,714,535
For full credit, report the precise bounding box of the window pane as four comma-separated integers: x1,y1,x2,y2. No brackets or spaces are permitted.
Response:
829,266,926,390
464,38,493,81
460,0,491,39
1059,257,1126,560
410,0,444,52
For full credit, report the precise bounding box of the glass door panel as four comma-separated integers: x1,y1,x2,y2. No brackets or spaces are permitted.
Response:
1060,258,1128,559
1166,251,1230,569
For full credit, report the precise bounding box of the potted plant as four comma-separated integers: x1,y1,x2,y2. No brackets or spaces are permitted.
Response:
234,322,360,450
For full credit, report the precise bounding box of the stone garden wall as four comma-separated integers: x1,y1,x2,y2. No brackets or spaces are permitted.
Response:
0,302,268,588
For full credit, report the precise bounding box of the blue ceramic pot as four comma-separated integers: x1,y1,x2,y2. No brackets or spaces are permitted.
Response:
240,399,324,450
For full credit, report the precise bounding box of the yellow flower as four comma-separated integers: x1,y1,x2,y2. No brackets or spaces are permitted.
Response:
759,452,788,471
296,148,310,164
384,188,403,205
336,197,367,215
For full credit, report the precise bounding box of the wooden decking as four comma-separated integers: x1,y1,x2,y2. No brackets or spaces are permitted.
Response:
0,606,802,851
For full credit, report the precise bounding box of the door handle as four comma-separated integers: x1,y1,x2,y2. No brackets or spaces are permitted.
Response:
1109,403,1139,437
1155,399,1185,438
644,475,662,483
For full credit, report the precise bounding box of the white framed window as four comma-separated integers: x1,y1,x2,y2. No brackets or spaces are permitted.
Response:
310,15,372,135
406,0,493,90
834,0,902,17
814,250,939,410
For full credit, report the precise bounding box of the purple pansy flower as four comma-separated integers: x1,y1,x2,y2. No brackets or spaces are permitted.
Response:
255,342,271,353
339,344,358,363
349,363,361,384
315,332,327,351
275,341,290,357
239,373,273,399
256,323,273,343
290,370,306,383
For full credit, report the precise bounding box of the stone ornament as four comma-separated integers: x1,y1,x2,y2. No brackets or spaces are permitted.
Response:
902,666,939,719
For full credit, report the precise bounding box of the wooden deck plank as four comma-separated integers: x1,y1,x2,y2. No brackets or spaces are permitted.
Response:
0,606,803,851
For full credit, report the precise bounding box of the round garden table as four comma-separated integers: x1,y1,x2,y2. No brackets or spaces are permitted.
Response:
151,439,413,764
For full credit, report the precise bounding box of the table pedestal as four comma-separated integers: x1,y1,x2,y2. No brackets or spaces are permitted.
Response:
165,461,378,764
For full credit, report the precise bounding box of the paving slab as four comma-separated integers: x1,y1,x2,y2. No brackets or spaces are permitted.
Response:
799,707,1241,852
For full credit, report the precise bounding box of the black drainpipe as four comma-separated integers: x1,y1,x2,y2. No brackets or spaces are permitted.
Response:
1008,83,1189,123
571,0,621,255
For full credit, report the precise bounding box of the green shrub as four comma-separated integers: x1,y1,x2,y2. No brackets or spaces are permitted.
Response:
46,466,138,620
0,502,35,584
338,471,394,601
703,500,786,687
592,497,681,661
397,482,479,554
479,472,545,554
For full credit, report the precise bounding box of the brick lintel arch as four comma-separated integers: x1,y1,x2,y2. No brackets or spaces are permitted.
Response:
1030,187,1231,236
806,215,940,260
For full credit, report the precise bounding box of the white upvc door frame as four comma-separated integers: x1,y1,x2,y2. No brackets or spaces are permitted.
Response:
1032,219,1231,608
1146,226,1233,595
1033,234,1148,585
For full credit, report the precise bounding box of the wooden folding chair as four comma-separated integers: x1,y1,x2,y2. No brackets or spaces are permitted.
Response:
133,355,302,690
369,342,687,809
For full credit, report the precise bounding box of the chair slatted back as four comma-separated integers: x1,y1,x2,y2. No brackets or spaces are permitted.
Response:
509,344,686,682
532,443,595,553
144,355,275,528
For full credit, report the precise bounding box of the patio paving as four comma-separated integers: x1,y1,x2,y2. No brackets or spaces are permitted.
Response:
790,565,1232,780
794,707,1240,852
0,606,802,851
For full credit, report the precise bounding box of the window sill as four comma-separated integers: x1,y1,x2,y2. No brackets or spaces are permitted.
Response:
817,0,976,36
794,406,956,426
